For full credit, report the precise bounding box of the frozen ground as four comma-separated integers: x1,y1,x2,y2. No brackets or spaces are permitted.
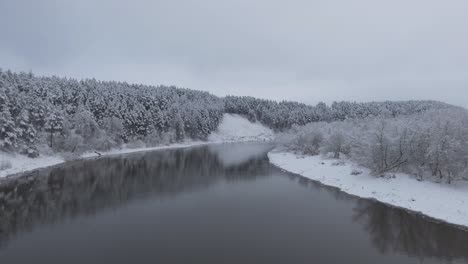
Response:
208,114,274,142
268,151,468,229
0,153,64,179
1,113,273,178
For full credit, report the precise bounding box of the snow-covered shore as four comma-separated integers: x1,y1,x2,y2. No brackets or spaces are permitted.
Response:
268,151,468,229
0,113,273,179
0,141,209,179
0,154,64,179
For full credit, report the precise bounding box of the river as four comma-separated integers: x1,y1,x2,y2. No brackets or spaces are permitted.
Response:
0,143,467,263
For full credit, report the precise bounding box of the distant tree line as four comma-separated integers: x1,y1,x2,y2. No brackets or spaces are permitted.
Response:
0,69,453,159
225,95,451,131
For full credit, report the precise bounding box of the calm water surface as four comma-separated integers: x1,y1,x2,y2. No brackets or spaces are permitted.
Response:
1,143,468,264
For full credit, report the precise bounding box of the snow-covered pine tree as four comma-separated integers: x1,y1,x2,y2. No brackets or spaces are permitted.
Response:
0,107,18,151
44,112,64,149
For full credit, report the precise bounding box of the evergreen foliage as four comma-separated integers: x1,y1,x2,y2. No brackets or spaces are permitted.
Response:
0,69,453,160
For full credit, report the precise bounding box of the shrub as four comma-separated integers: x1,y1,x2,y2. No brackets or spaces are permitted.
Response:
280,108,468,184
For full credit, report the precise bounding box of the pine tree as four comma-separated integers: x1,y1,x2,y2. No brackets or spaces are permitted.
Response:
174,113,185,141
0,108,18,151
44,112,64,148
16,110,38,156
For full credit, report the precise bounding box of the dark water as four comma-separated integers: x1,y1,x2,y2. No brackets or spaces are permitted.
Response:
1,143,468,264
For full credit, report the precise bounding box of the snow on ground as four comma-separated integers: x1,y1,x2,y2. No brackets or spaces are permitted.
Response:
208,114,274,142
0,153,64,179
80,141,209,159
1,114,274,179
268,151,468,229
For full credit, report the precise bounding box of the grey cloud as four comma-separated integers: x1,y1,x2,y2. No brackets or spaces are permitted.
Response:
1,0,467,107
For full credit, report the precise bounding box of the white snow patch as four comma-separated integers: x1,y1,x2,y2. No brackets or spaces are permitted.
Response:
268,151,468,229
0,153,64,178
80,141,209,159
208,114,274,142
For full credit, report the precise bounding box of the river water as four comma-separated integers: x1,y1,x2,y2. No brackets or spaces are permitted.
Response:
0,143,467,263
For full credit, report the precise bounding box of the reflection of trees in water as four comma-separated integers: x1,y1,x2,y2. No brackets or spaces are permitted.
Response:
287,173,468,262
3,144,468,263
287,173,352,202
352,199,468,262
0,146,273,248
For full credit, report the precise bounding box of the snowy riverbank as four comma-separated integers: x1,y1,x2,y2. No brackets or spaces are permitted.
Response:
0,141,209,179
268,151,468,229
0,114,273,179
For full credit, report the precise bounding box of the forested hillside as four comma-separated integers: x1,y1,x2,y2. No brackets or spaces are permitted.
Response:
0,70,224,157
0,69,454,158
225,96,452,131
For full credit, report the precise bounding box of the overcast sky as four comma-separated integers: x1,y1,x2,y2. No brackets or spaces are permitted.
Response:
1,0,467,107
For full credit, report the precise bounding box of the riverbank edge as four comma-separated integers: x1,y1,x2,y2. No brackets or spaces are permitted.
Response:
268,151,468,231
0,140,262,180
1,113,275,179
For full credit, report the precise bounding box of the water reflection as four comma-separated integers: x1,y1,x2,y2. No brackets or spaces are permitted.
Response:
0,143,273,248
289,172,468,262
0,143,468,263
353,199,468,262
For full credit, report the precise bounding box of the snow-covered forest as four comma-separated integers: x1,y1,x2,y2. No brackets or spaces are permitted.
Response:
0,69,224,158
225,95,451,130
277,108,468,183
0,69,455,162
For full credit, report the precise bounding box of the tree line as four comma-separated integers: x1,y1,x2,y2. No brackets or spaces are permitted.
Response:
0,69,453,159
225,95,451,131
0,69,224,157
